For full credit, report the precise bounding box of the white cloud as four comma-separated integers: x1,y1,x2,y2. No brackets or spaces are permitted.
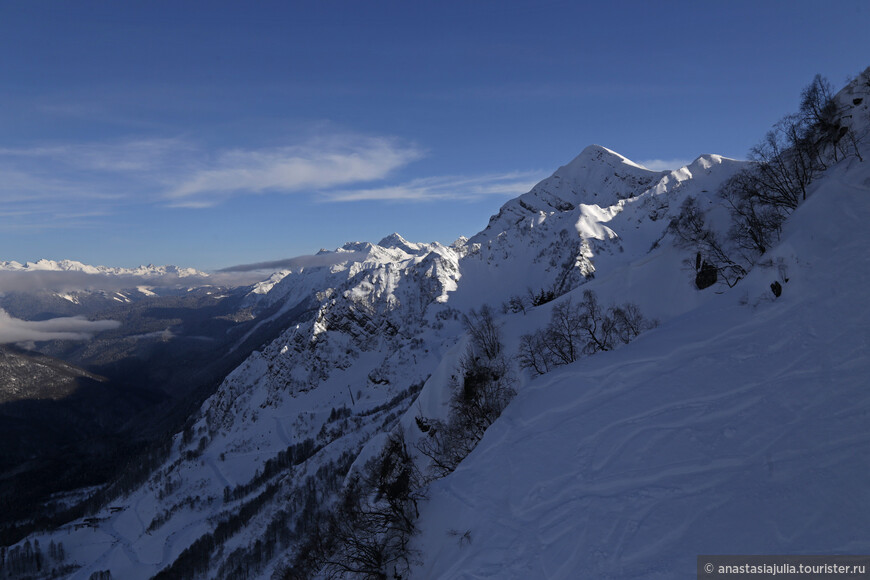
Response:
0,140,172,230
164,136,423,207
0,309,120,344
0,138,189,173
0,133,539,227
0,134,423,220
218,251,370,273
322,171,544,202
0,270,206,293
637,158,694,171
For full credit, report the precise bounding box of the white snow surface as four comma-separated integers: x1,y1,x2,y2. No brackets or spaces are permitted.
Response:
412,153,870,578
14,68,870,580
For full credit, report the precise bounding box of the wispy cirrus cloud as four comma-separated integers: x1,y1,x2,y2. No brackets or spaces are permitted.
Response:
0,134,425,220
164,136,423,208
0,138,184,229
0,137,191,173
0,133,538,231
322,171,544,202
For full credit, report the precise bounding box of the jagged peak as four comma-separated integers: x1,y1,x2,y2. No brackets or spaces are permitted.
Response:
0,259,206,278
377,232,419,252
339,241,374,253
685,153,736,172
377,232,406,246
473,144,666,240
556,144,660,179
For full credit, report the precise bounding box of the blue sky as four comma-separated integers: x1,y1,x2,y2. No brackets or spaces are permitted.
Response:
1,0,867,271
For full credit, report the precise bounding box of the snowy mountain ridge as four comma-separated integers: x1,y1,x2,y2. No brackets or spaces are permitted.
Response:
5,68,869,580
0,259,206,279
13,139,746,579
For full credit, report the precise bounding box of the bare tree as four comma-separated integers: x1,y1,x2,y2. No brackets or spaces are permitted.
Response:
576,290,617,355
710,74,863,279
418,309,516,477
320,431,425,580
670,197,746,288
720,171,786,260
462,305,502,360
610,303,657,345
518,332,553,376
543,299,585,364
518,291,655,376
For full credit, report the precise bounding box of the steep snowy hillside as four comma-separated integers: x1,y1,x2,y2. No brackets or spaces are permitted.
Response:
5,68,867,580
13,146,746,580
7,237,465,579
412,149,870,579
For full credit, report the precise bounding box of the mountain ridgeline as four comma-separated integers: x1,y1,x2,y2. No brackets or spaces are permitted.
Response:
2,68,869,579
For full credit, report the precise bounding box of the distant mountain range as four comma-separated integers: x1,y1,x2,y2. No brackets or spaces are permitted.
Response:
0,259,206,278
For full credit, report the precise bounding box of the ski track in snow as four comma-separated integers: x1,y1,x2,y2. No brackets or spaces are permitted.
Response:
273,415,291,446
206,455,231,490
106,514,144,569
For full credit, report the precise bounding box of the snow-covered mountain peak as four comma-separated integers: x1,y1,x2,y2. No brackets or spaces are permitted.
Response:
23,259,101,273
561,143,654,175
339,241,375,254
248,269,293,296
377,232,421,254
0,258,208,280
448,142,745,310
543,144,664,207
645,153,742,197
687,153,730,171
473,144,665,244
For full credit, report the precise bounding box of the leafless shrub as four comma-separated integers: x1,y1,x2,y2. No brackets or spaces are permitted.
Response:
518,290,656,376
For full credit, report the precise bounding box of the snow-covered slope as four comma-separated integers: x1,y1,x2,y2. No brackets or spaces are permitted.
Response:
412,151,870,579
17,234,465,579
15,144,748,579
0,150,775,578
8,68,869,580
451,145,743,320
